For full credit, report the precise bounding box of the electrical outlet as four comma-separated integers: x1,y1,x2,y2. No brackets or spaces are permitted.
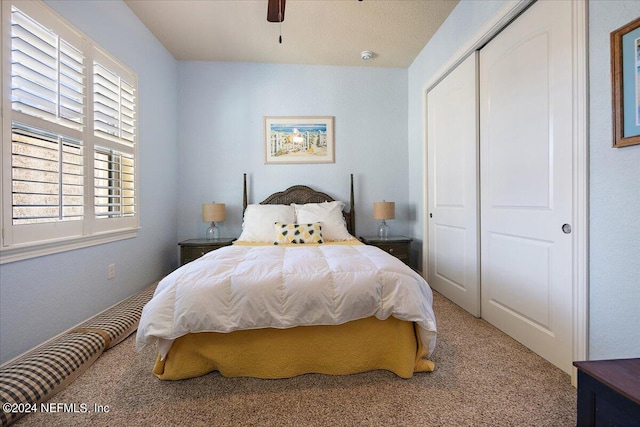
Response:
108,263,115,280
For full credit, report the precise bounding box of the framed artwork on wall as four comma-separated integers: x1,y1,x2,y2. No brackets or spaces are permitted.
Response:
611,17,640,148
264,116,334,164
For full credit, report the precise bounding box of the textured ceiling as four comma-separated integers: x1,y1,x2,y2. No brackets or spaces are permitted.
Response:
124,0,459,68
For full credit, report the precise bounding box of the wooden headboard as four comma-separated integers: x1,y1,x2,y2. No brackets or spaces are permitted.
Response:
243,174,355,236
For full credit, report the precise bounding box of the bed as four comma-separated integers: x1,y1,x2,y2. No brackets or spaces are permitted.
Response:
136,174,437,380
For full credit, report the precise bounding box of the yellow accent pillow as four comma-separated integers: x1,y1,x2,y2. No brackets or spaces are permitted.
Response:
274,222,324,245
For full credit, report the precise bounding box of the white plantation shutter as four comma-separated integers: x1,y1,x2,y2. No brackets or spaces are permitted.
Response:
2,1,138,262
91,55,137,222
94,148,135,219
11,7,84,130
11,124,84,225
93,63,136,144
59,41,84,125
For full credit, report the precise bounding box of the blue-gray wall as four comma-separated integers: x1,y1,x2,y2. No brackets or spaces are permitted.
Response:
176,62,409,241
587,0,640,359
0,1,179,364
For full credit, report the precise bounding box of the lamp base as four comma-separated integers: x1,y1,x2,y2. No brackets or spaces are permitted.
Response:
206,222,219,240
378,221,389,239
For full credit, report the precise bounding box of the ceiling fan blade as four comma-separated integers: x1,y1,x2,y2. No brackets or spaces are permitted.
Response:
267,0,286,22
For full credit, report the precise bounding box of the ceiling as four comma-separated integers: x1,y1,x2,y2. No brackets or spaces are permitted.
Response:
124,0,459,68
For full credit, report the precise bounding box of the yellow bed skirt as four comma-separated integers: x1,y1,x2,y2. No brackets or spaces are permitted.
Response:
153,316,435,380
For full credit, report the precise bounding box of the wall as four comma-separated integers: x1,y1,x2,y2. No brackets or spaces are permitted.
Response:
588,0,640,359
177,62,409,242
0,1,179,364
408,0,640,360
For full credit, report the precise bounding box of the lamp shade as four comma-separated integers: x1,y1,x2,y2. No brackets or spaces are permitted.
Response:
373,201,395,220
202,203,226,222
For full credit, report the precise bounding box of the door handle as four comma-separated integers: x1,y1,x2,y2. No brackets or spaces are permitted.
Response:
562,224,571,234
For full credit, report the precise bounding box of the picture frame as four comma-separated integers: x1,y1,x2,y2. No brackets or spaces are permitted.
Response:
611,17,640,148
264,116,334,164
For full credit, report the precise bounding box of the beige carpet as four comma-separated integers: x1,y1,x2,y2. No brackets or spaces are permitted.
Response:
16,292,576,426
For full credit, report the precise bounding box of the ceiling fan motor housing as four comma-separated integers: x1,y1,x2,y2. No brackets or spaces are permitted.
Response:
267,0,286,22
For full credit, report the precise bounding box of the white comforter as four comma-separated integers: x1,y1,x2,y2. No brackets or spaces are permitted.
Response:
136,244,437,359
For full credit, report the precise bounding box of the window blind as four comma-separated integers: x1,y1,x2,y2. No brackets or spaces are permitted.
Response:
93,62,136,145
11,6,84,130
94,147,135,219
11,123,84,225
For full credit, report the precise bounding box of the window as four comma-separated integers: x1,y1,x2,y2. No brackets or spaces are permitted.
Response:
1,1,138,263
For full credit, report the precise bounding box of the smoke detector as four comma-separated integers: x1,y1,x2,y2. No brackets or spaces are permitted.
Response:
361,50,373,61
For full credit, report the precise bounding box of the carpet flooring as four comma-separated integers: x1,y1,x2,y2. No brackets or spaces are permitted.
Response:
15,292,576,426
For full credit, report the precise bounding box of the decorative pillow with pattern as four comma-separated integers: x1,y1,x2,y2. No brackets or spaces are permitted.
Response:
274,222,324,244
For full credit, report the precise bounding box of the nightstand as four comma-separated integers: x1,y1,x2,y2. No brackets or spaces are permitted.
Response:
359,236,412,266
178,238,235,265
574,358,640,426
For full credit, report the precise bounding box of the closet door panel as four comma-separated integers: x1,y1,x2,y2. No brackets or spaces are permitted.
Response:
427,53,479,317
479,0,573,374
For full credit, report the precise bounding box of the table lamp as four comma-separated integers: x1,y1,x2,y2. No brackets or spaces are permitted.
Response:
202,202,226,240
373,201,395,239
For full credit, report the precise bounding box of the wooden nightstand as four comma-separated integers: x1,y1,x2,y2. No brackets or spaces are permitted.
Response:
574,358,640,426
359,236,412,266
178,238,235,265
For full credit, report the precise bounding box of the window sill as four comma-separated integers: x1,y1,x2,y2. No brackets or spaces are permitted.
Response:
0,227,139,264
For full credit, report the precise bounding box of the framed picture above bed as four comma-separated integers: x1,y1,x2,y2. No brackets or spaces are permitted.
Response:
264,116,335,163
611,17,640,148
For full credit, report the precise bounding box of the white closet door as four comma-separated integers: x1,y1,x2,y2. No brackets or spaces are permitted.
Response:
479,0,574,374
427,53,479,317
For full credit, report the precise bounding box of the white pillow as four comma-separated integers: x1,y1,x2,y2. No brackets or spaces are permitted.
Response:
237,204,296,242
293,201,353,241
